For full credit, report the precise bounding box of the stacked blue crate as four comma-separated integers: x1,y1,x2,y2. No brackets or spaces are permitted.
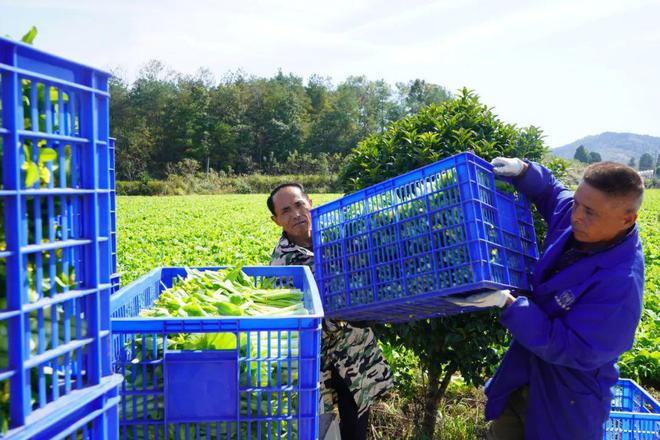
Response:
109,137,120,293
110,266,323,440
311,152,539,322
0,36,121,438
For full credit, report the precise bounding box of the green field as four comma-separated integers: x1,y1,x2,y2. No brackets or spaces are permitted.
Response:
116,194,341,284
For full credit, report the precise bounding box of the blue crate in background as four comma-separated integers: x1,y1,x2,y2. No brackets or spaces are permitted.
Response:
604,379,660,439
0,36,114,436
110,266,323,440
311,152,539,322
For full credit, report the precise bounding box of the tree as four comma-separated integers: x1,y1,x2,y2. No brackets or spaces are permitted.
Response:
340,88,547,439
588,151,602,163
110,65,451,178
129,60,177,178
639,152,654,171
391,79,451,120
574,145,590,163
628,157,637,168
306,82,361,155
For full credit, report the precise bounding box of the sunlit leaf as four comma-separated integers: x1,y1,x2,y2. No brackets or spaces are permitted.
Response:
39,165,51,184
24,162,38,187
39,147,57,163
21,26,37,44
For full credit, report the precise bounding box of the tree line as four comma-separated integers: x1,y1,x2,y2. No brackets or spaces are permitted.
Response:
110,61,451,180
575,144,659,173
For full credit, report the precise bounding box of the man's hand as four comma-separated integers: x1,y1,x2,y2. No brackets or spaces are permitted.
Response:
491,157,527,177
445,290,515,308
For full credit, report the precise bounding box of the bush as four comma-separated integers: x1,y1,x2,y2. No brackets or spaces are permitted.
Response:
342,88,548,439
115,174,340,195
271,150,344,175
116,180,168,195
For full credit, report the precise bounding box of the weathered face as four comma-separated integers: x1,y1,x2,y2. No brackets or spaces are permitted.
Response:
571,182,637,244
271,186,313,242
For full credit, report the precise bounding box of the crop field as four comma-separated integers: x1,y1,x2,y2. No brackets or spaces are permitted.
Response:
116,194,341,285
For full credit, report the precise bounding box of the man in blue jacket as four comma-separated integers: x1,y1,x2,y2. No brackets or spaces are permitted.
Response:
448,157,645,439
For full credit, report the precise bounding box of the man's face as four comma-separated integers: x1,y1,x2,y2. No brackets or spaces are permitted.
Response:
571,182,637,244
271,186,313,241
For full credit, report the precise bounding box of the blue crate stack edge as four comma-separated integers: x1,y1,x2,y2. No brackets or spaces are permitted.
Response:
0,36,121,439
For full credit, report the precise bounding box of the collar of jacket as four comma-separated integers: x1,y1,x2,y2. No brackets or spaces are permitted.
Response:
569,225,635,255
532,223,641,290
279,232,314,254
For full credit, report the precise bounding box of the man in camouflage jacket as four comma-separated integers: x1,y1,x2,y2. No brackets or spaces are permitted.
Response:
267,183,393,440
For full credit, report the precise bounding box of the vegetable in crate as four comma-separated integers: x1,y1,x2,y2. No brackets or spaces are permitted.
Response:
140,266,308,319
123,266,306,440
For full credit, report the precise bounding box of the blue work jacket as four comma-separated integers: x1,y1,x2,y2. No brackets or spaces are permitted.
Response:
484,162,645,440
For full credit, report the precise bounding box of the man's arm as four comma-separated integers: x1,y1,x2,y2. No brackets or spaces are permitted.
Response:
514,162,574,225
492,158,573,226
499,273,640,370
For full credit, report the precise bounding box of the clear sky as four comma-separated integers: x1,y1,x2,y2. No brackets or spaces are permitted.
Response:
2,0,659,147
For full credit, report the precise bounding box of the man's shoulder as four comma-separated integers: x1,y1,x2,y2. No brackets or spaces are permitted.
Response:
270,234,314,267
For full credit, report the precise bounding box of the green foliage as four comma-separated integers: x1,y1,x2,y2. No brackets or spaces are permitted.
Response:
116,180,169,196
574,145,602,164
270,150,344,175
340,88,546,191
110,65,450,180
379,341,421,401
116,194,340,284
339,88,547,439
639,152,655,171
574,144,590,163
4,26,37,44
142,267,307,319
618,189,660,387
116,172,339,196
588,151,602,163
21,27,37,44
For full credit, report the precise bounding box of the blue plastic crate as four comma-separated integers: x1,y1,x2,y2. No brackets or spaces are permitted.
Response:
3,374,122,440
604,379,660,439
311,152,539,322
110,266,323,440
109,137,120,293
0,36,114,434
110,273,121,294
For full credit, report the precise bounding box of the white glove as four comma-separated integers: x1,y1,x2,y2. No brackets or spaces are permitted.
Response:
445,290,512,308
491,157,526,177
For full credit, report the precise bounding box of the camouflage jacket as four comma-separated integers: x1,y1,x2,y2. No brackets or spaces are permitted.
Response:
270,233,393,417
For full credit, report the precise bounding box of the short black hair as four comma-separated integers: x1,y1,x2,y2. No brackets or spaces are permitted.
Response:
582,162,644,210
267,183,308,215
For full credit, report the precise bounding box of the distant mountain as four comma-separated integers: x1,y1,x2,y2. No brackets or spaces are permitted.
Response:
550,132,660,164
